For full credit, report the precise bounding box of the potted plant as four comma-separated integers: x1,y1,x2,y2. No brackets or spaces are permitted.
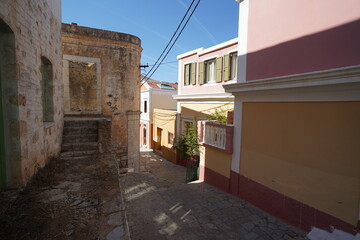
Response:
172,124,199,182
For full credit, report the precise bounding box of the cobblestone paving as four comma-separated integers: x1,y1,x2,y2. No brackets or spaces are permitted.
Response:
121,150,307,240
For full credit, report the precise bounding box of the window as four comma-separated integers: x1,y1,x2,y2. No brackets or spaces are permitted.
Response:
205,59,216,83
199,57,222,84
41,57,54,122
168,132,174,145
182,120,194,134
230,52,238,80
184,63,196,86
144,100,147,113
158,83,175,90
224,52,237,81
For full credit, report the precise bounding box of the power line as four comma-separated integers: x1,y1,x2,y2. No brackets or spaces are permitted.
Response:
141,0,196,83
147,60,178,67
141,0,201,85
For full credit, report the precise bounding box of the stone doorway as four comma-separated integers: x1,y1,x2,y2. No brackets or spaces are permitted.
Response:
0,18,18,189
0,65,4,190
63,55,102,115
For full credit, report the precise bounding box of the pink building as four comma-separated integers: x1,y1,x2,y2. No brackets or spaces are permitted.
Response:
199,0,360,236
174,39,238,138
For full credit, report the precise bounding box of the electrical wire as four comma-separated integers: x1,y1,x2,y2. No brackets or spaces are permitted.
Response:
141,0,201,85
147,60,178,67
141,0,196,83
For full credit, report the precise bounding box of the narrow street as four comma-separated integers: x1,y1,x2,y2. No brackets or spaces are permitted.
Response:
122,150,307,240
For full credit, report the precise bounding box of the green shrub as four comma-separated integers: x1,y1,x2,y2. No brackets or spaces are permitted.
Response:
207,109,228,124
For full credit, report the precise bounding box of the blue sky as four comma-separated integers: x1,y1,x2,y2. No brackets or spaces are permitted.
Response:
62,0,239,83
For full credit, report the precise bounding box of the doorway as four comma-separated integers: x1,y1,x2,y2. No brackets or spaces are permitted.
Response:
0,67,4,189
143,126,147,146
156,127,162,151
63,55,102,115
0,18,17,189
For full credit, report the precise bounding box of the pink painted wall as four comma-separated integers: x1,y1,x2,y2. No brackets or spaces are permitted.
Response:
178,41,238,95
246,0,360,81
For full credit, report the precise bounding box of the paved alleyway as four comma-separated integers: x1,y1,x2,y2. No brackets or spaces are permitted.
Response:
122,150,307,240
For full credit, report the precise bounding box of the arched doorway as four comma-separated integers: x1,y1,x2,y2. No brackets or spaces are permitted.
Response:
0,18,18,189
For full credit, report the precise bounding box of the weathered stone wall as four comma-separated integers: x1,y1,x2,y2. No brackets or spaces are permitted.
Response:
0,0,63,187
62,24,142,171
68,61,98,112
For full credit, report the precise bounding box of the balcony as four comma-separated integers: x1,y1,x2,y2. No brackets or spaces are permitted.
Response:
198,121,234,153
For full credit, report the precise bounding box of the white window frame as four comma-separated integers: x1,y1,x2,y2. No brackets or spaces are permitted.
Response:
229,51,238,80
205,58,216,84
63,55,102,114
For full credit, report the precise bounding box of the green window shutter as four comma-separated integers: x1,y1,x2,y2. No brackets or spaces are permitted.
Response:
191,62,196,85
198,62,204,85
223,54,230,81
184,64,190,85
215,57,222,83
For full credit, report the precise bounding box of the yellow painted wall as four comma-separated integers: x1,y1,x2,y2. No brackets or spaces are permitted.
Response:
203,147,232,178
153,108,177,163
240,102,360,225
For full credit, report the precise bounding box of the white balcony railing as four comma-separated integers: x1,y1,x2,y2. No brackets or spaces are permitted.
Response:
205,124,226,149
198,121,234,153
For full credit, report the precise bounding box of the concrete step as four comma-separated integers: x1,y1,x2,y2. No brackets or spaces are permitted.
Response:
61,142,98,152
62,134,98,144
64,120,98,128
60,150,97,158
63,126,98,136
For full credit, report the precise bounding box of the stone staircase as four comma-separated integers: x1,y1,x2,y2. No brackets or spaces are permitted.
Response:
61,118,99,160
307,228,360,240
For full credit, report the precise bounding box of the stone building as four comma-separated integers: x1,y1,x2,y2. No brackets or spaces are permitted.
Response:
0,0,63,189
61,23,142,171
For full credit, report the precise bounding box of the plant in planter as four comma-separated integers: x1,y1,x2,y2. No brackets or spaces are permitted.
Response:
172,123,199,182
207,108,228,123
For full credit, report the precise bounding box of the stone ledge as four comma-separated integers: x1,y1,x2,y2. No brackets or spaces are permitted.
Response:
62,23,141,47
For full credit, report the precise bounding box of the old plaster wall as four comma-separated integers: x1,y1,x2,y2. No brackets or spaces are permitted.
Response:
0,0,63,187
68,61,98,112
62,24,142,171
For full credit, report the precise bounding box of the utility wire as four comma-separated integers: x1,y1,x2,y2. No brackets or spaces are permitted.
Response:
141,0,196,83
141,0,201,85
144,0,201,84
148,60,178,67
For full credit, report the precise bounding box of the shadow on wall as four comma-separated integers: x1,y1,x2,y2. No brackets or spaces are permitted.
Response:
153,144,177,164
246,20,360,81
180,107,210,119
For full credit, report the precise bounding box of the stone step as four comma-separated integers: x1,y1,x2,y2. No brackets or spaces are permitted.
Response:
61,142,98,152
63,126,98,136
62,134,98,144
61,155,95,161
64,120,98,128
60,150,97,158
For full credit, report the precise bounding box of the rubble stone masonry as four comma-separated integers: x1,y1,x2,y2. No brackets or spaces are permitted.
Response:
62,23,142,171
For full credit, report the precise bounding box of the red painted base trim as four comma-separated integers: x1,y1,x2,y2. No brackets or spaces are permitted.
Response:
229,171,359,234
203,167,230,193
